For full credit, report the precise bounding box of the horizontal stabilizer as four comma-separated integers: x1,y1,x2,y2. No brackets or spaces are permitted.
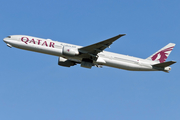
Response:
152,61,176,67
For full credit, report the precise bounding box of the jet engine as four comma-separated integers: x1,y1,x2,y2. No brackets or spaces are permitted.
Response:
62,47,79,56
58,57,76,67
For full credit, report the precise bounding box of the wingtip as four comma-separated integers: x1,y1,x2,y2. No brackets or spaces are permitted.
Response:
120,34,126,36
116,34,126,38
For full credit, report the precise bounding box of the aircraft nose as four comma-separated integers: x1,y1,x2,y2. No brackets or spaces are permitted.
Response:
3,37,8,43
3,36,11,43
3,36,12,48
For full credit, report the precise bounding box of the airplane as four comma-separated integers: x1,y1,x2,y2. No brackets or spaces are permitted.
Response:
3,34,176,72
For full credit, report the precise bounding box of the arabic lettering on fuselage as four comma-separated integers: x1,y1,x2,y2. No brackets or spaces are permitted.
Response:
21,37,55,48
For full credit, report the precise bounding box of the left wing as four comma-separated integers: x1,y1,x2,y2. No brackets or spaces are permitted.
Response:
78,34,125,59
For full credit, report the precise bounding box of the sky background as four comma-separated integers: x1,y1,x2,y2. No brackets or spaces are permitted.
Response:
0,0,180,120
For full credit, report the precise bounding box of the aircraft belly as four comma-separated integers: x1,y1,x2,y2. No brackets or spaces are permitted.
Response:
103,58,154,71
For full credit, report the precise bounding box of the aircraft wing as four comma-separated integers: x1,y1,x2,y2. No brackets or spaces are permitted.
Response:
78,34,125,58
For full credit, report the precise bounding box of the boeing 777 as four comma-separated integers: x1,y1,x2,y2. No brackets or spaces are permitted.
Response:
3,34,176,72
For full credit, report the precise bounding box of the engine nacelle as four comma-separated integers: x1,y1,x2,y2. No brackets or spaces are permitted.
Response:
62,47,79,56
58,57,76,67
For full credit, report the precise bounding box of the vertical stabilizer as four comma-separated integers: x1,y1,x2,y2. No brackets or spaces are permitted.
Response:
146,43,175,63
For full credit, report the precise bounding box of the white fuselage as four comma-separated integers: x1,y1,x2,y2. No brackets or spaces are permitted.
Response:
3,35,162,71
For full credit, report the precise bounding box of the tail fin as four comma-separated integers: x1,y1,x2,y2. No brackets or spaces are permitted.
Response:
146,43,175,63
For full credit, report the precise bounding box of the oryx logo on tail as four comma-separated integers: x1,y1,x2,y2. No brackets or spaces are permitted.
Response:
151,46,174,63
146,43,175,63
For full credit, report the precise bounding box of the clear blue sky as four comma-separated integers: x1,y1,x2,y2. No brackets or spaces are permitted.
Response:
0,0,180,120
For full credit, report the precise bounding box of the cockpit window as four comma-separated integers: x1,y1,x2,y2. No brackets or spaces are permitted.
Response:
7,36,11,38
